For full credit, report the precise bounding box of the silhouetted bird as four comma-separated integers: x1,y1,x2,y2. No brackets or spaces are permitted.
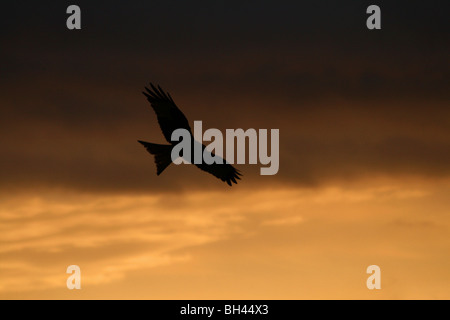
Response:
138,84,242,186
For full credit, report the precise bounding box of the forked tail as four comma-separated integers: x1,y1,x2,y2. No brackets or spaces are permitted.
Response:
138,141,173,175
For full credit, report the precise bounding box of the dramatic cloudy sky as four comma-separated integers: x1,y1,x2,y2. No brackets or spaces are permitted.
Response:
0,1,449,299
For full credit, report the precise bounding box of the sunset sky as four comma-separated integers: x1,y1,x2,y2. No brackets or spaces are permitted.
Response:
1,1,449,299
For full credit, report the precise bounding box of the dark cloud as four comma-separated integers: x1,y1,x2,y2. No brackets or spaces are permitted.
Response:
0,1,449,193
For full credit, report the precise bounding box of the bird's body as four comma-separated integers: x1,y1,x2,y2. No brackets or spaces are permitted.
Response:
139,84,241,186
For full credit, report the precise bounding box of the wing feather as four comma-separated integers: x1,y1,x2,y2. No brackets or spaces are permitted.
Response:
194,146,242,186
143,84,192,143
195,162,242,186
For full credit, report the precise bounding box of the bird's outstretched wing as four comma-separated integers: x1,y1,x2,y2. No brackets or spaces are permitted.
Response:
143,84,192,143
195,162,242,186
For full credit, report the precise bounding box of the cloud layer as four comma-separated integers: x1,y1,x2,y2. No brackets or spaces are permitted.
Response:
0,1,449,193
1,181,449,299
